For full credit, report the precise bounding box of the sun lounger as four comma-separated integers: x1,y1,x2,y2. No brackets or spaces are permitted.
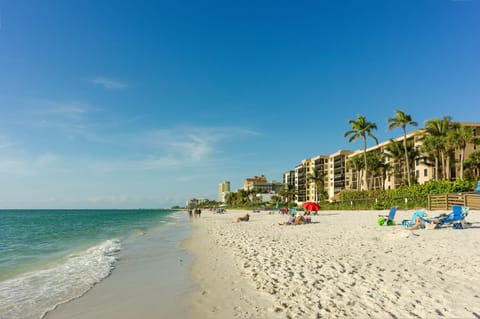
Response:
377,207,397,226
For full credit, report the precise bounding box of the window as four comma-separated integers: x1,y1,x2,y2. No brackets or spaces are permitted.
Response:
416,170,419,178
424,169,428,177
416,159,419,166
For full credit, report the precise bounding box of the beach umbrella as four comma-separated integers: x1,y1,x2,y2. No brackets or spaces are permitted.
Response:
302,202,321,211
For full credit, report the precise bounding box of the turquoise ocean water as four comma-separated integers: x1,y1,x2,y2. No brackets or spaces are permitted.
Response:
0,209,186,319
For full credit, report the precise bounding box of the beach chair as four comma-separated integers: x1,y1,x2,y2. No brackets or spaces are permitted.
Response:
401,210,426,228
377,207,397,226
417,206,470,230
436,205,470,228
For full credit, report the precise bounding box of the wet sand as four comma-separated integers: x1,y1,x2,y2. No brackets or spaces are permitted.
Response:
45,217,194,319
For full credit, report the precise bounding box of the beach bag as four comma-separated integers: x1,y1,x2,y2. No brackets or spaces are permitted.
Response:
378,217,395,226
377,217,385,226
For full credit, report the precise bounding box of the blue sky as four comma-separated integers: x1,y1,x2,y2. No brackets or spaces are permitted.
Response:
0,0,479,208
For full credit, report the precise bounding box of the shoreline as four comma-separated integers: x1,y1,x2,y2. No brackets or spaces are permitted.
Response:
184,209,480,318
44,212,195,319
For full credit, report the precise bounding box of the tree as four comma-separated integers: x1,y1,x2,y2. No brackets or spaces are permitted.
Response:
307,168,325,202
387,109,418,186
344,115,378,191
464,151,480,179
366,151,387,190
421,135,443,181
346,154,364,190
277,184,296,204
423,116,452,180
385,139,406,186
448,123,478,179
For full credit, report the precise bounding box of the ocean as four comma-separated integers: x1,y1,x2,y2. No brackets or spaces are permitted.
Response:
0,209,190,319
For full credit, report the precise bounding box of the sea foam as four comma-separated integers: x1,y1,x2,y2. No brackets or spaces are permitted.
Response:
0,239,121,319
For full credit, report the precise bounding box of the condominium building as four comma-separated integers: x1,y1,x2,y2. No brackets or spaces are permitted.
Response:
302,155,328,202
327,150,353,199
284,122,480,205
243,175,282,193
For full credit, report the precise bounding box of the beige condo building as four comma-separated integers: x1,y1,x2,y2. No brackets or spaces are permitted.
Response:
285,122,480,205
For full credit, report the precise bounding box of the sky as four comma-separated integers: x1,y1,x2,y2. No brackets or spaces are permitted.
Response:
0,0,479,209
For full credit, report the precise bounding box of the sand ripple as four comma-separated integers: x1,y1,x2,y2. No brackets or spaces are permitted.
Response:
186,210,480,319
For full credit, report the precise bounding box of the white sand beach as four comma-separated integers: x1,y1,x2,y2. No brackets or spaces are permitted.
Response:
184,209,480,319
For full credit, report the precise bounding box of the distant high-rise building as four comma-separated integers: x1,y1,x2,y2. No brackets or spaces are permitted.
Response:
218,181,230,202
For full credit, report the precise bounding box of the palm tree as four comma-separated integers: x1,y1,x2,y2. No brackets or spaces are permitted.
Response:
384,139,406,186
307,168,325,202
277,184,297,204
465,151,480,179
225,192,235,206
346,154,364,190
421,135,443,181
448,123,479,179
344,115,378,191
423,116,452,180
387,110,418,186
366,151,386,189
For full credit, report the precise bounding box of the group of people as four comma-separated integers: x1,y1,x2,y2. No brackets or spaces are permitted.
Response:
405,211,449,230
235,210,314,225
188,208,202,218
279,210,312,225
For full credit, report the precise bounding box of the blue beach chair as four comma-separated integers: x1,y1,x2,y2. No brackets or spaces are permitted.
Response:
436,205,470,228
401,210,426,228
377,207,397,226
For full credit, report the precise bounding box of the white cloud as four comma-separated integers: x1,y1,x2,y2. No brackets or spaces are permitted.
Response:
0,153,60,176
144,126,258,164
91,77,129,90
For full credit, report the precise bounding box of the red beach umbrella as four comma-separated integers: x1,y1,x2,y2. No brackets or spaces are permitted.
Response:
303,202,321,211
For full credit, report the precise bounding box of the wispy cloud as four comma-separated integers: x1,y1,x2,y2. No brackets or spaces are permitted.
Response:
84,125,258,172
0,135,15,149
0,152,61,176
91,76,129,90
141,125,258,166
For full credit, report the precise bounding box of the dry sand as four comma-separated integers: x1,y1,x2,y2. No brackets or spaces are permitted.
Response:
184,209,480,319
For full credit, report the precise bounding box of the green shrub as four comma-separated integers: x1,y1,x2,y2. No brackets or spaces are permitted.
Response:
337,179,475,210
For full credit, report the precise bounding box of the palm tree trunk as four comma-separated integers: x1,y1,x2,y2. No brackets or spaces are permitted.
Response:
441,152,446,180
403,129,411,186
363,137,368,191
460,148,465,179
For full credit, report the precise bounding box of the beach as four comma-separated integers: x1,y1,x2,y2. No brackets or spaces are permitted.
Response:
33,208,480,319
184,209,480,319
